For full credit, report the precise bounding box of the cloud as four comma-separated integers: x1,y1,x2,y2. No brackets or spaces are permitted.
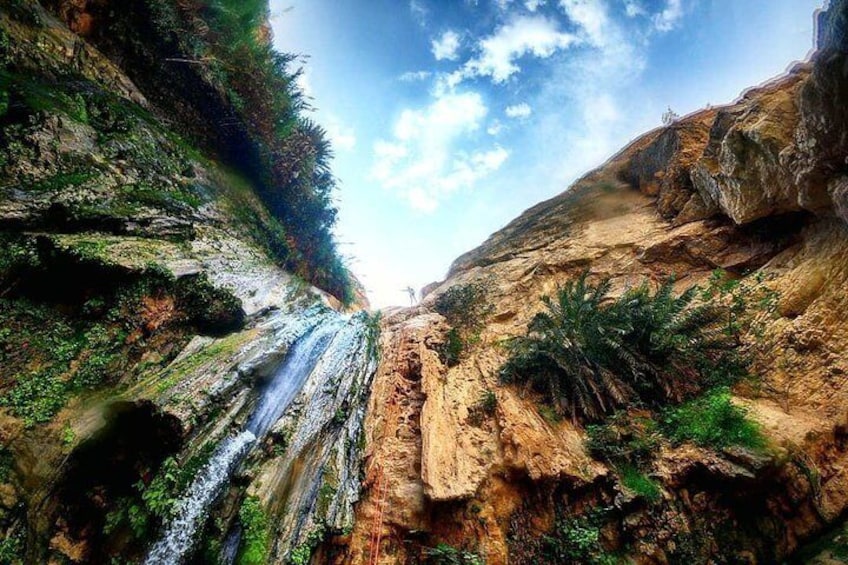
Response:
324,115,356,152
399,70,433,82
296,69,314,100
487,119,504,136
432,30,461,61
371,91,508,211
558,0,610,47
505,102,532,118
623,0,645,17
460,16,578,83
409,0,429,26
653,0,683,32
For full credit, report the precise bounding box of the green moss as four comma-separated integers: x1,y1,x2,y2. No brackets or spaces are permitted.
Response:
237,496,270,565
154,330,252,393
28,170,98,192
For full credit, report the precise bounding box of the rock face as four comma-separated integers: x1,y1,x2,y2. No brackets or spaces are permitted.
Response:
343,1,848,563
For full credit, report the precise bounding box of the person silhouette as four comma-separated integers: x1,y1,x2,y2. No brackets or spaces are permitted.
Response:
403,286,417,305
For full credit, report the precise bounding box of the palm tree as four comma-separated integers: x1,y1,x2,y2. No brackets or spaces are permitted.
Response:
500,273,743,423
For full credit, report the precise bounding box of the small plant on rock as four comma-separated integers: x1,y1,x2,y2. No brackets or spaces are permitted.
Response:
434,280,493,366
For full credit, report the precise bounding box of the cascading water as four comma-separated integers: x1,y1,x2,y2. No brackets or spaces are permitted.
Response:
144,319,345,564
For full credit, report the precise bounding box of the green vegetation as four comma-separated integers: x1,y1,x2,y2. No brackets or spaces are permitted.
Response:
104,444,215,541
585,412,660,471
364,310,382,360
500,273,744,423
434,281,493,366
0,446,13,483
237,496,270,565
289,527,326,565
660,388,765,451
0,298,128,427
467,390,498,426
0,235,242,427
141,0,353,302
618,465,661,502
542,516,615,565
424,542,485,565
0,532,23,565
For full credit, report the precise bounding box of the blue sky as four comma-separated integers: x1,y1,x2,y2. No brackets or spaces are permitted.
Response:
269,0,823,308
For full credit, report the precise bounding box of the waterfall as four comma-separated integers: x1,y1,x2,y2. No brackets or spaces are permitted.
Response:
144,319,345,564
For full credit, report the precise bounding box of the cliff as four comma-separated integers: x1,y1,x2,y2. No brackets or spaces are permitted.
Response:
343,1,848,563
0,2,372,563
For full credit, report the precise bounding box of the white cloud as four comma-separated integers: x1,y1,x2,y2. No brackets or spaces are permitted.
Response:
487,119,504,136
623,0,645,17
432,30,461,61
296,69,314,100
399,70,432,82
324,115,356,152
558,0,610,47
461,16,578,83
371,91,508,211
653,0,683,32
505,102,532,118
525,0,544,10
409,0,428,26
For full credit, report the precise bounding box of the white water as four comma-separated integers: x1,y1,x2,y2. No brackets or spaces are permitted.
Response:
144,320,344,564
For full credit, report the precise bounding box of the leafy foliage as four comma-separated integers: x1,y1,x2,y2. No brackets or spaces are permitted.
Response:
542,516,615,565
434,281,493,366
237,496,270,565
660,388,765,450
500,273,744,422
289,527,326,565
166,0,353,302
0,532,23,565
586,412,660,471
468,390,498,426
424,543,485,565
103,444,215,543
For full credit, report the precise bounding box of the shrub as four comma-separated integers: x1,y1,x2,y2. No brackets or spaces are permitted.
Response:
467,390,497,426
660,388,765,451
424,543,484,565
585,412,660,471
500,273,744,423
434,281,492,366
542,516,615,565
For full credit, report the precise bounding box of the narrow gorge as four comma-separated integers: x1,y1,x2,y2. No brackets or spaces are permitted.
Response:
2,0,848,564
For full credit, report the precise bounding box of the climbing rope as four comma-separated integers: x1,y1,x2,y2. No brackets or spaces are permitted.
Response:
366,388,400,565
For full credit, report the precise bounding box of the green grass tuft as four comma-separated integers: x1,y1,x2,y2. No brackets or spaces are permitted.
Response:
660,388,765,451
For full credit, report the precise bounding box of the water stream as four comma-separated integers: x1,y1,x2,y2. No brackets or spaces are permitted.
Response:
144,319,345,564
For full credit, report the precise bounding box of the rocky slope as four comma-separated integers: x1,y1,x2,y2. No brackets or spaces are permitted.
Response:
0,2,373,564
341,1,848,563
